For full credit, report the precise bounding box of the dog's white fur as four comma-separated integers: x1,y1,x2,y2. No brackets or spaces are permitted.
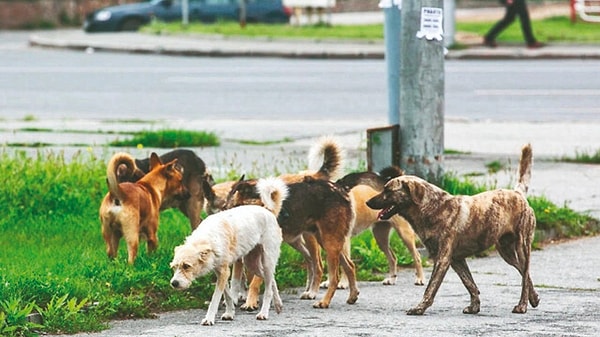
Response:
170,178,287,325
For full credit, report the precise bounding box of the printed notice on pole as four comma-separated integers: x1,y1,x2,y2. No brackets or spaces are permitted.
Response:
416,7,443,41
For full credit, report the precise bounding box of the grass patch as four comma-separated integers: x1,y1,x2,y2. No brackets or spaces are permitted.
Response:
144,21,384,41
560,149,600,164
236,137,295,146
110,129,220,148
0,151,596,335
143,16,600,44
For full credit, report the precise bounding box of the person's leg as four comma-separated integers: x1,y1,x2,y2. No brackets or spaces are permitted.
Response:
484,4,518,45
514,0,538,45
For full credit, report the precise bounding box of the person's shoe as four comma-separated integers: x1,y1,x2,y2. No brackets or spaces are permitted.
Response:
483,38,498,48
527,41,545,49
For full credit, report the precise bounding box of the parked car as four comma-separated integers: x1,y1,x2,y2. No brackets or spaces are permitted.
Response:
84,0,292,33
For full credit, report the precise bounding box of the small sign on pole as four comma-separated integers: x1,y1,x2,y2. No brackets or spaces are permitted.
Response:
367,125,400,172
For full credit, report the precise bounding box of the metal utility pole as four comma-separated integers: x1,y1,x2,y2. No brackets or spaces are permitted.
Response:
399,0,445,184
182,0,189,26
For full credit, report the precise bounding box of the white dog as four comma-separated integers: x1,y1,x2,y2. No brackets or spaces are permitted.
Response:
170,178,287,326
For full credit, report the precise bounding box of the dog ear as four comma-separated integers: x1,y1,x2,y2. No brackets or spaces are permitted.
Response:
405,179,426,206
238,174,245,182
149,153,163,170
164,159,183,176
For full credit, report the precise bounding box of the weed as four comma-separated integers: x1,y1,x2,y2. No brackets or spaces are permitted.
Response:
0,298,43,337
110,129,220,148
560,149,600,164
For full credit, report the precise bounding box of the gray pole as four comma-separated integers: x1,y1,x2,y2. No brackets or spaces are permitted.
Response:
381,0,401,125
182,0,189,26
399,0,445,184
444,0,455,47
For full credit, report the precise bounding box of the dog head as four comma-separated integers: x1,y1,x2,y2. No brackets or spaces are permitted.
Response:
202,176,237,215
366,176,429,220
146,153,189,200
169,242,215,290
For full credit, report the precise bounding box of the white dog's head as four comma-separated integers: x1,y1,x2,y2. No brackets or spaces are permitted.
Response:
169,242,215,290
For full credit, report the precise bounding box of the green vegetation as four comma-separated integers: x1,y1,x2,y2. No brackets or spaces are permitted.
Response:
110,129,220,148
144,15,600,44
560,149,600,164
0,150,597,335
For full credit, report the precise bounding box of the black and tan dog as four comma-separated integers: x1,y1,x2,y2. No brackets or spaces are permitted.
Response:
100,152,186,264
367,144,539,315
111,149,209,230
223,136,357,309
322,166,425,288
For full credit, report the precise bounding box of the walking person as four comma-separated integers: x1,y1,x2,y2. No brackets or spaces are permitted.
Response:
484,0,544,48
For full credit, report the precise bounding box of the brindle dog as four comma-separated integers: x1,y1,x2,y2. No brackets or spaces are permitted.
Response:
367,144,539,315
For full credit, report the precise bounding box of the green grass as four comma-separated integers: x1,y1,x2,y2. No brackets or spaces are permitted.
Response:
110,129,220,148
560,149,600,164
144,15,600,44
0,150,597,335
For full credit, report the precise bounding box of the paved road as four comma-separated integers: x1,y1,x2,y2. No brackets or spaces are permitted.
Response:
55,235,600,337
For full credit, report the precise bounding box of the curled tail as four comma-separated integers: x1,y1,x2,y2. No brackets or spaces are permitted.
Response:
106,152,139,201
308,136,344,181
256,177,289,217
514,143,533,194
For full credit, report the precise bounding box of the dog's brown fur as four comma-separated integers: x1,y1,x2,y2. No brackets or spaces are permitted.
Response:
330,167,425,287
202,173,237,215
100,152,186,264
116,149,208,230
279,177,359,308
367,144,539,315
224,137,358,309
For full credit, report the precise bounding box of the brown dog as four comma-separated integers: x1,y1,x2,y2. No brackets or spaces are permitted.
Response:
100,152,186,264
224,137,357,309
329,166,425,287
367,144,539,315
115,149,209,230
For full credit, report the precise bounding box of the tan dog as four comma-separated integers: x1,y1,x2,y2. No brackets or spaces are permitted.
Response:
169,177,287,325
322,167,425,288
99,152,185,264
367,144,539,315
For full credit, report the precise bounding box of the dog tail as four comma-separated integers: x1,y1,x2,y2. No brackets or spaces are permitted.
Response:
106,152,139,200
308,136,344,181
256,177,289,217
514,143,533,195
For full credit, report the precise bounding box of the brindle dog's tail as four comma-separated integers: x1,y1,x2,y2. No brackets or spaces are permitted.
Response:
308,136,344,181
515,143,533,195
256,177,289,217
106,152,139,201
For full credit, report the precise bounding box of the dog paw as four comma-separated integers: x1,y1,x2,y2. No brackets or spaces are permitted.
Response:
300,292,316,300
382,276,397,286
221,313,234,321
240,302,259,312
512,304,527,314
346,289,359,304
319,280,329,289
462,305,480,314
201,318,215,326
406,307,425,315
256,313,268,320
312,301,329,309
530,293,540,308
275,301,283,314
414,278,425,286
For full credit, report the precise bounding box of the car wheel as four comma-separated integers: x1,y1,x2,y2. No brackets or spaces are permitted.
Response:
119,17,143,31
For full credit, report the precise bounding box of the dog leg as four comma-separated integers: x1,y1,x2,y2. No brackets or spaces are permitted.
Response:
242,276,262,311
231,259,246,306
221,280,235,321
339,250,360,305
124,237,139,265
408,252,452,315
372,221,397,286
256,254,280,320
202,265,231,325
320,236,350,289
450,258,481,314
390,217,425,286
289,235,321,300
103,226,120,260
313,240,342,309
496,233,539,313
